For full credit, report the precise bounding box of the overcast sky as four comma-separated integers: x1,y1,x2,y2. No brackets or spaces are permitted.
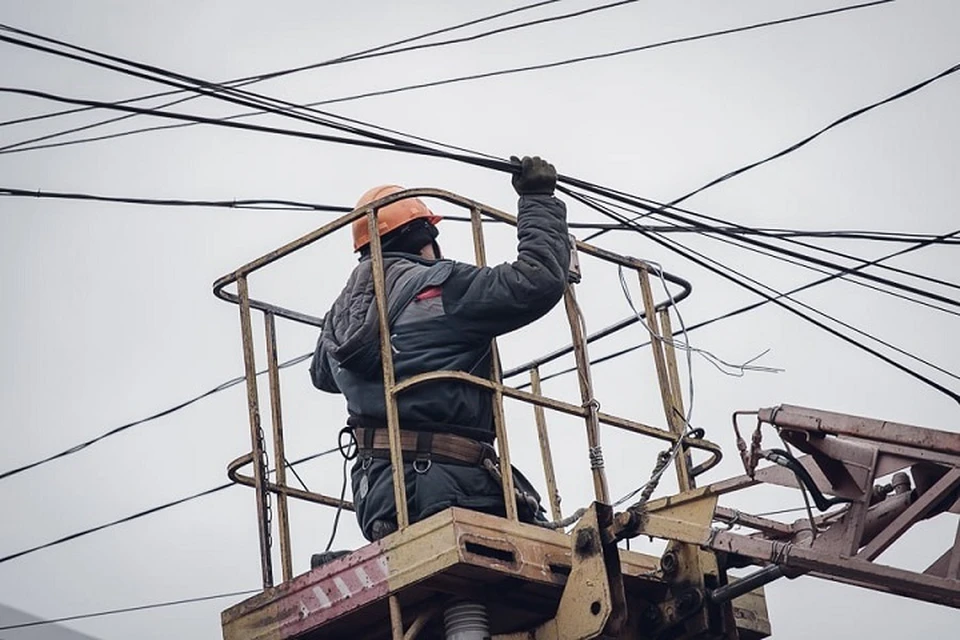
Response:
1,1,958,638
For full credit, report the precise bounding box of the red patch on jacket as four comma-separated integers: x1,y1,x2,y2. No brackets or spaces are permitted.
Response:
415,286,442,301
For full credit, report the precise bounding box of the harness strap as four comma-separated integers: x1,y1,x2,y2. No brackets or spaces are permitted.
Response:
353,427,495,467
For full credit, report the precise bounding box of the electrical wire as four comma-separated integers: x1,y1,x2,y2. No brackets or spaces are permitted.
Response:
668,58,960,211
5,188,958,256
0,1,892,156
4,1,941,315
6,130,948,404
0,0,568,132
0,187,351,213
5,186,957,249
6,16,956,316
2,4,955,402
0,352,312,481
583,52,960,248
324,457,350,554
6,91,952,400
573,191,960,403
579,188,960,380
0,447,338,565
0,0,615,154
617,265,783,377
578,189,960,319
584,191,960,295
0,483,233,565
0,589,261,631
8,84,956,315
568,183,960,313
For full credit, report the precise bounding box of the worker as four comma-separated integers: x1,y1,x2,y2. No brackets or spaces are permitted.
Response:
310,156,570,551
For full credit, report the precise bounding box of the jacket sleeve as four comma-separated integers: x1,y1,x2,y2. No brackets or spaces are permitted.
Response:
441,194,570,339
309,327,341,393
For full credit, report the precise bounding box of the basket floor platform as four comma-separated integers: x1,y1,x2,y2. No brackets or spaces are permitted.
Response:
221,507,769,640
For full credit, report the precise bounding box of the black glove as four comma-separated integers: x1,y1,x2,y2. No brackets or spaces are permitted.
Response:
510,155,557,196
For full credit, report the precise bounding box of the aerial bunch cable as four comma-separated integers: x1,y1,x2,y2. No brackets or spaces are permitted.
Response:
1,8,957,405
0,1,889,155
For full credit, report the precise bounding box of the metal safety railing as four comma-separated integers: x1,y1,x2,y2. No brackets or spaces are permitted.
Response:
213,188,722,590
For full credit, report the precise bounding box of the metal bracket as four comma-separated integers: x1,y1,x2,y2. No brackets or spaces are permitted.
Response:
495,503,626,640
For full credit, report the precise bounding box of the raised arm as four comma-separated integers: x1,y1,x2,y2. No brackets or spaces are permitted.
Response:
441,156,571,339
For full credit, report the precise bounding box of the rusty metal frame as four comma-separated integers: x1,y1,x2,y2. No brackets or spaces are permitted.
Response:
614,404,960,611
469,205,519,521
530,366,563,521
212,188,702,601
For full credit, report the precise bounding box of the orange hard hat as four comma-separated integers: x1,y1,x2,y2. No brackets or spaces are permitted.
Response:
351,185,441,252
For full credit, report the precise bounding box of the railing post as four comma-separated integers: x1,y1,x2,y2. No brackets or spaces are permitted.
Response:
368,210,411,529
637,267,693,492
658,307,695,488
264,311,293,581
237,276,274,588
562,285,610,504
470,207,519,521
530,366,563,521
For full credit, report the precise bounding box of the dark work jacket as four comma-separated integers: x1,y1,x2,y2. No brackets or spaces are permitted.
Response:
310,194,569,539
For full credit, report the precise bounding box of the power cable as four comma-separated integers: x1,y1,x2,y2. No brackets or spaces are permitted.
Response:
0,589,260,631
0,352,312,481
0,447,337,565
529,217,959,388
6,16,956,315
584,189,960,294
0,0,617,155
584,53,960,241
571,223,960,245
4,186,956,246
574,189,960,319
676,221,960,379
586,187,960,295
0,483,233,565
0,1,892,156
3,8,955,395
0,187,351,213
8,80,956,316
9,4,941,322
4,95,954,399
668,60,960,210
567,179,960,312
563,188,960,403
0,0,567,133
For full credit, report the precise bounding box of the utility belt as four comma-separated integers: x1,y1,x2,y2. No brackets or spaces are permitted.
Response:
353,427,498,470
351,426,547,525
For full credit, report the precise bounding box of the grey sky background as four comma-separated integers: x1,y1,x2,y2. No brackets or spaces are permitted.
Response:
1,1,958,638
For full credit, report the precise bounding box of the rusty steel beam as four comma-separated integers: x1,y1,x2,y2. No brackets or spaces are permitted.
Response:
367,210,411,529
214,188,691,311
659,307,696,486
639,506,960,608
714,507,794,537
264,312,293,583
859,468,960,561
759,405,960,457
237,276,274,589
562,286,610,504
530,367,563,521
949,516,960,580
228,452,354,510
638,268,694,493
391,369,723,470
471,206,519,522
